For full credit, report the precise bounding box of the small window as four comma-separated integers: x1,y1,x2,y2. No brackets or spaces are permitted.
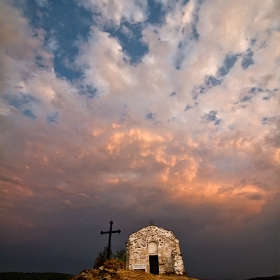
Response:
148,241,158,255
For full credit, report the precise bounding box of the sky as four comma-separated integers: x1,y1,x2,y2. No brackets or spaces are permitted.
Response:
0,0,279,279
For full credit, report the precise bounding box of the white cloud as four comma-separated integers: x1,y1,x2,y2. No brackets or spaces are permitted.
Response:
78,0,148,26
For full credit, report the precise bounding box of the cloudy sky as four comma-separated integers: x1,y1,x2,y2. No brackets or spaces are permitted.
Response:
0,0,279,279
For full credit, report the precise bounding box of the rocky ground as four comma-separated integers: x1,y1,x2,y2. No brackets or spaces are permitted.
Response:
71,260,199,280
72,268,199,280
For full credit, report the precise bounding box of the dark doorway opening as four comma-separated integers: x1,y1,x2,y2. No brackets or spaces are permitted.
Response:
149,255,159,274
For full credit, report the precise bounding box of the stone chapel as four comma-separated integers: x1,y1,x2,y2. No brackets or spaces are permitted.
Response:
126,224,185,275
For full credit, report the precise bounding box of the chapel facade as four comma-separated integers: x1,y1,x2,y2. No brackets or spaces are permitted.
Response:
126,224,185,275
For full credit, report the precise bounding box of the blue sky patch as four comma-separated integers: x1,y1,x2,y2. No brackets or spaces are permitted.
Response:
192,86,206,99
191,22,199,40
241,96,252,102
47,111,59,124
105,23,149,64
205,75,222,87
23,109,37,120
192,76,222,100
218,54,238,76
54,56,83,81
174,36,195,70
248,87,264,94
203,110,221,125
262,116,275,125
242,49,254,69
78,84,98,98
185,102,197,111
174,53,185,70
4,93,39,109
250,38,257,46
147,0,166,25
185,105,192,111
189,0,208,40
35,55,48,69
23,0,93,81
146,112,155,120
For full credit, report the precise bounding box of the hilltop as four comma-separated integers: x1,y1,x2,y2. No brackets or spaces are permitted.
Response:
72,268,199,280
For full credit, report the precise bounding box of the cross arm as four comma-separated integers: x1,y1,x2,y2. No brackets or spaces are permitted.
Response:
100,230,121,235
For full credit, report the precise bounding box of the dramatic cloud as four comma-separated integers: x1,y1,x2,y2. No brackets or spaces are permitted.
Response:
0,0,279,279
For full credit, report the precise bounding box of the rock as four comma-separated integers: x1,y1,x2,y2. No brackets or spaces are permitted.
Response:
72,269,99,280
99,260,118,278
93,257,105,269
109,259,126,269
106,268,116,274
73,258,121,280
101,272,111,279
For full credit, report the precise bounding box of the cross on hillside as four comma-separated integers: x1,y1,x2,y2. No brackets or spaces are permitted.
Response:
100,221,121,259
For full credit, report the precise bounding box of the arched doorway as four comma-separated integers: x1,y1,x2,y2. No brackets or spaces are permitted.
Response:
148,242,159,275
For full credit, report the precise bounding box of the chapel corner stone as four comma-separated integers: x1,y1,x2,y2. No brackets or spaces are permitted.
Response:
126,224,186,275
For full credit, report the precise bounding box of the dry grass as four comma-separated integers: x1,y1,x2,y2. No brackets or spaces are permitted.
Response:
116,269,199,280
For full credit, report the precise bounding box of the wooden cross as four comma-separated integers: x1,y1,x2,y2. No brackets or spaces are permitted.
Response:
100,221,121,259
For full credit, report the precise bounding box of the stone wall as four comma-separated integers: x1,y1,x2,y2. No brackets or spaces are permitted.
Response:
126,225,185,275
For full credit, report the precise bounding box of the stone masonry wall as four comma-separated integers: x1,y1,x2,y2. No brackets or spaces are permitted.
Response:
126,225,185,275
